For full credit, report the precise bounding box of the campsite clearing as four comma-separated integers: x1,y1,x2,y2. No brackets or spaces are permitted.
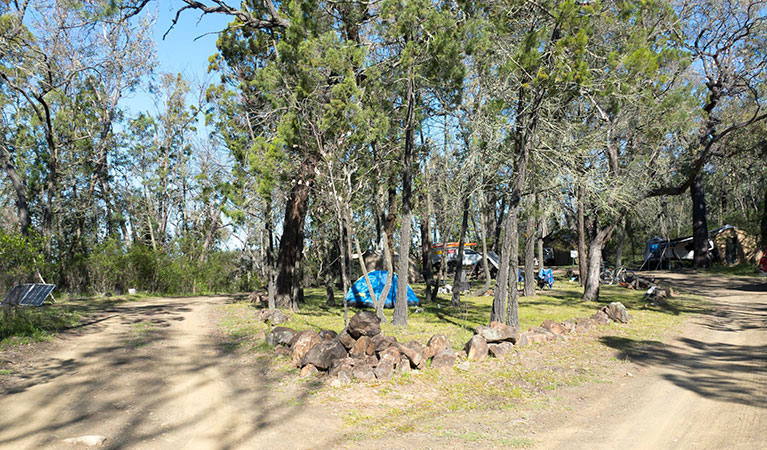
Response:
0,273,764,449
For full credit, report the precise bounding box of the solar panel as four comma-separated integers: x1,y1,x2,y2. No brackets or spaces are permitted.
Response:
2,284,55,307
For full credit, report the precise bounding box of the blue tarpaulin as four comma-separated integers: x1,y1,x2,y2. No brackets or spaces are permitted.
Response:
345,270,420,308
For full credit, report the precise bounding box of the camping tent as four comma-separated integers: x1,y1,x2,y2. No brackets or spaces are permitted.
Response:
345,270,420,308
642,225,758,268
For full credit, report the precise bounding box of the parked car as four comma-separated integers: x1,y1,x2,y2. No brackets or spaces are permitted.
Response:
430,243,481,272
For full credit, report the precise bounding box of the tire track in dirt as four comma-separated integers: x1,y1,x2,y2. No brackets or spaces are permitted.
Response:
532,272,767,450
0,296,341,450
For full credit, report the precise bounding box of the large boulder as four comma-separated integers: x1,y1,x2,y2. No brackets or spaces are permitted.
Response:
348,311,381,338
602,302,631,323
266,327,296,347
464,335,489,361
350,335,371,359
488,341,514,359
431,348,456,369
329,357,355,377
426,334,450,359
516,329,550,347
302,340,348,370
290,331,322,367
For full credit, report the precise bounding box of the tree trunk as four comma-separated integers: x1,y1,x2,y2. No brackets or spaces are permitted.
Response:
761,180,767,248
582,224,617,302
523,212,536,297
491,203,516,323
505,205,521,330
393,71,415,327
691,172,709,267
266,200,276,310
451,196,470,306
577,186,588,286
1,148,31,236
336,228,350,326
420,191,434,302
493,195,506,253
472,199,493,297
275,163,313,309
615,218,626,268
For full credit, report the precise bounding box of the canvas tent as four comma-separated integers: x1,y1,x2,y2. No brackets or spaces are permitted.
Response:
642,225,758,268
345,270,420,308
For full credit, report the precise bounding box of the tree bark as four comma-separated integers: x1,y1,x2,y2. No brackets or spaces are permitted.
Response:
691,172,710,267
614,218,626,268
393,70,415,327
505,205,521,330
582,224,617,302
275,162,313,309
577,186,588,286
420,191,434,302
491,203,515,323
0,147,31,236
472,199,493,297
451,196,470,306
761,179,767,248
523,212,536,297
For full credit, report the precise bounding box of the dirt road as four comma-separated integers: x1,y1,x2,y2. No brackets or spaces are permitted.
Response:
534,272,767,450
0,297,340,450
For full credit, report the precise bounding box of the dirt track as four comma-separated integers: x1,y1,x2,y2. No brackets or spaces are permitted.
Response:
533,271,767,450
0,297,339,450
1,273,765,449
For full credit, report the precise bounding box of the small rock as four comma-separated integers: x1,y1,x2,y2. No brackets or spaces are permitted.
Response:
456,361,471,371
488,341,514,358
396,341,425,368
274,345,291,356
329,357,355,377
374,360,395,380
426,334,450,359
348,311,382,338
431,348,456,368
592,310,611,325
350,335,371,358
266,327,296,347
365,354,379,367
61,435,107,447
602,302,631,323
540,320,568,335
290,331,322,367
626,372,634,377
379,347,401,366
353,363,376,381
338,329,356,349
464,335,489,361
319,329,338,341
258,309,274,322
269,309,291,325
302,340,348,370
371,335,398,354
300,364,319,377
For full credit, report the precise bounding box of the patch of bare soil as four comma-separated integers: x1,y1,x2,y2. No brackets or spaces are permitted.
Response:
0,296,342,449
527,272,767,450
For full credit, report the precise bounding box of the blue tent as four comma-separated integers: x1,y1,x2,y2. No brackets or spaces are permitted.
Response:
345,270,420,308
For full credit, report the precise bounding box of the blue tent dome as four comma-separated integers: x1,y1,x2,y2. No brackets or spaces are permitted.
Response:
345,270,420,308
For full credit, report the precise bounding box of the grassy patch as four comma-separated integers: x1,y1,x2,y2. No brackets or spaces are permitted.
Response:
704,263,762,277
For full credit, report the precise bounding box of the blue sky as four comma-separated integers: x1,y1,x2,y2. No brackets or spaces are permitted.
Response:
119,0,232,116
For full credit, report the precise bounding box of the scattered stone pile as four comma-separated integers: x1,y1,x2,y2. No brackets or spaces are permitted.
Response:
266,311,456,383
461,302,632,361
264,302,632,382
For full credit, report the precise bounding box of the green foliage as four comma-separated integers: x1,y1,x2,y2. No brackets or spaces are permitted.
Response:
0,230,45,294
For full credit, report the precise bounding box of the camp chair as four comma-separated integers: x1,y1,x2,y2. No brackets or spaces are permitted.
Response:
538,268,554,289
